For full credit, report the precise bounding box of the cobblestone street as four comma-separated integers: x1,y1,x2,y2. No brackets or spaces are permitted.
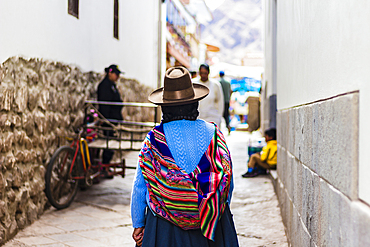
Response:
4,130,287,247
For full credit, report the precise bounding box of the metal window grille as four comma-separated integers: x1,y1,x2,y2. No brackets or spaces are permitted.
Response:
68,0,79,18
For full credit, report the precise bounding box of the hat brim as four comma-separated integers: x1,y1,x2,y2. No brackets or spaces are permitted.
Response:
148,83,209,106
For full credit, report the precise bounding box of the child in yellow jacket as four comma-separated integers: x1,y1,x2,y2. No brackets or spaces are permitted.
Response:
242,128,277,178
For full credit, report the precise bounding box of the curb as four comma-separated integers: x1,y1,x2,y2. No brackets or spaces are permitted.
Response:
268,170,278,193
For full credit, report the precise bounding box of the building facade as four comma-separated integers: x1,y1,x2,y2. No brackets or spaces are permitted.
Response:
0,0,164,89
264,0,370,245
165,0,211,70
0,1,166,242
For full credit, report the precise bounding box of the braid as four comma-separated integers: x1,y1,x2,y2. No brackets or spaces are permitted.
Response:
161,102,199,123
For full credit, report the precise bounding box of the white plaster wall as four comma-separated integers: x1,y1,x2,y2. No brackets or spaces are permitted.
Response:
263,0,272,97
0,0,160,88
263,0,276,98
276,1,370,203
262,0,277,131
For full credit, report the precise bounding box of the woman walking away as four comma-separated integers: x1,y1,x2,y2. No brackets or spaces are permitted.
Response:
131,66,239,247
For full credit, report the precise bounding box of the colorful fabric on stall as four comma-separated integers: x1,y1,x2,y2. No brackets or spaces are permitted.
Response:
139,123,232,241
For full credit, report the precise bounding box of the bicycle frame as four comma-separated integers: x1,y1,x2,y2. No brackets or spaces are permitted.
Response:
59,131,94,181
62,134,126,182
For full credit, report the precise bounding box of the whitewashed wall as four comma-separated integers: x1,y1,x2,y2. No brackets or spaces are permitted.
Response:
263,0,276,98
262,0,277,131
276,0,370,204
0,0,161,89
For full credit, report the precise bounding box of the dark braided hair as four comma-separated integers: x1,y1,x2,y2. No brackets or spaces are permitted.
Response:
161,102,199,123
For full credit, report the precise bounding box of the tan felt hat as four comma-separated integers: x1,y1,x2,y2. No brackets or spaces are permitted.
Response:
148,66,209,106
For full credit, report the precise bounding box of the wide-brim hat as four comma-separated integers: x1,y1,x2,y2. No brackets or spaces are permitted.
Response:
148,66,209,106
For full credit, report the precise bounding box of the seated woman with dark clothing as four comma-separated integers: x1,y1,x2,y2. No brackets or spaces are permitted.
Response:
130,67,239,247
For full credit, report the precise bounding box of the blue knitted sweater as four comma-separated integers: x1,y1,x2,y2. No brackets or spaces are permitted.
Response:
130,119,234,228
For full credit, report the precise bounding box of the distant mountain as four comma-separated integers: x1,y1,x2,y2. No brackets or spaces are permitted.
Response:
201,0,263,65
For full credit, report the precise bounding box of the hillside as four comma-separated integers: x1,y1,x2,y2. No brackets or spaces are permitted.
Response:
201,0,263,65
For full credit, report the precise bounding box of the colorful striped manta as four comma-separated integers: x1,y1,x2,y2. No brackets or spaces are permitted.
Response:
139,123,232,241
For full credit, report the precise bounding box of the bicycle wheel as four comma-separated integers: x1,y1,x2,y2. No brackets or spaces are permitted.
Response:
45,146,79,209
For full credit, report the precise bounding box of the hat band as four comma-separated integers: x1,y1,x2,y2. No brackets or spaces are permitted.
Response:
163,87,195,101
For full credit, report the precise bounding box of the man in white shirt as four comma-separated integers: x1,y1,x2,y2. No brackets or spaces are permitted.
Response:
192,64,224,127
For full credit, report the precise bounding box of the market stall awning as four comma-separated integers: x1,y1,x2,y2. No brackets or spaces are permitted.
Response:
206,43,220,52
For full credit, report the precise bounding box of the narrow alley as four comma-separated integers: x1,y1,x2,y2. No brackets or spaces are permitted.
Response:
2,0,370,246
3,130,287,247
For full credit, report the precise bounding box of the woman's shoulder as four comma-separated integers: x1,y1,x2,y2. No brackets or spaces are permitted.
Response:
202,119,215,127
98,77,111,88
195,120,215,134
209,78,221,85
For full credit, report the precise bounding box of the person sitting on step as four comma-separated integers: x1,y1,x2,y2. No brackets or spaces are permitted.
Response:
242,128,277,178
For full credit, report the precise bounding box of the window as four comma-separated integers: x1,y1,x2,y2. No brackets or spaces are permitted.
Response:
68,0,79,18
114,0,119,39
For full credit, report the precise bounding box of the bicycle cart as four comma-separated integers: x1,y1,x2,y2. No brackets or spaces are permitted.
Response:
45,101,158,209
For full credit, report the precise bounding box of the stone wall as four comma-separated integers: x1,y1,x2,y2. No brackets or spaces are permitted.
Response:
0,57,154,244
276,91,370,246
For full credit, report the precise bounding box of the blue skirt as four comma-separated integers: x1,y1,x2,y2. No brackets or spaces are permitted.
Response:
141,204,239,247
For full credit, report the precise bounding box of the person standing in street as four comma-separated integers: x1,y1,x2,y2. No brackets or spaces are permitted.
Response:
97,64,123,178
131,66,238,247
219,70,232,134
192,64,224,127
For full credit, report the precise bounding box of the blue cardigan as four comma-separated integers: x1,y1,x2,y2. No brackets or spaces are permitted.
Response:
130,119,234,228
